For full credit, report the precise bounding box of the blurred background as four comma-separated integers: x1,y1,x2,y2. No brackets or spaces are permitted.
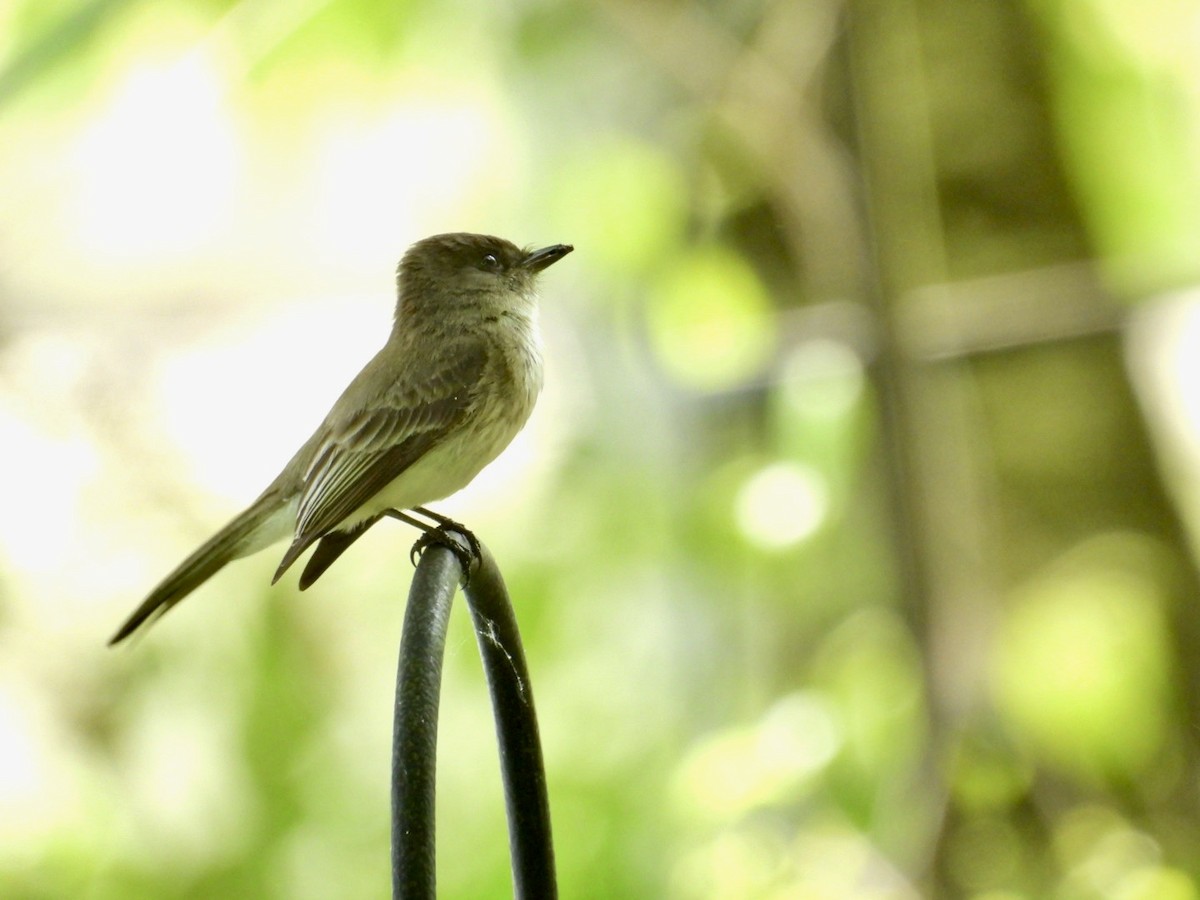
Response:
3,0,1200,897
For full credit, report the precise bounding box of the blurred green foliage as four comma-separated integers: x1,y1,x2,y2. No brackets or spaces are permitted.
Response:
2,0,1200,897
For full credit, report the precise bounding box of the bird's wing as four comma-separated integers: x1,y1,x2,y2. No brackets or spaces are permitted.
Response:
272,344,487,581
297,514,383,590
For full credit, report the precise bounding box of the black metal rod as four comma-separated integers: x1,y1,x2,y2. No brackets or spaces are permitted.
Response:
391,542,462,900
390,534,556,899
463,544,557,900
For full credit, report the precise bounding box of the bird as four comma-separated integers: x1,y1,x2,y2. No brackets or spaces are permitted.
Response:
109,232,572,645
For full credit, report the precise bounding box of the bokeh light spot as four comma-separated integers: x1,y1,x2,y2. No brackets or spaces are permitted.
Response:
646,248,775,391
735,461,829,549
672,692,840,822
71,52,240,259
991,536,1171,781
780,338,866,420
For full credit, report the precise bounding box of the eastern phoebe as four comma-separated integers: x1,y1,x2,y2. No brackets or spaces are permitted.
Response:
109,232,572,645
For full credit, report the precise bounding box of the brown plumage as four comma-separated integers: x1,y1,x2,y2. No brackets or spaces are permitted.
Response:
109,233,572,645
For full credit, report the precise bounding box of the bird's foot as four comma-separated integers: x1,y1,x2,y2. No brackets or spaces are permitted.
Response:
408,522,481,585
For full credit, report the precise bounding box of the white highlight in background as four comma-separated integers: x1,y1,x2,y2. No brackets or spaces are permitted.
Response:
311,95,511,270
735,461,829,550
70,52,240,260
1126,289,1200,548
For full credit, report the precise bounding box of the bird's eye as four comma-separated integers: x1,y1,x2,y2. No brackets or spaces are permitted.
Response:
481,253,502,272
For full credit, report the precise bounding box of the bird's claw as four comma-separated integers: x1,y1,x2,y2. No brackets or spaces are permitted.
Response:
409,524,481,586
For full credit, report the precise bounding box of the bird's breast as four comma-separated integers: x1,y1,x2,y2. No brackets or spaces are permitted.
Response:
346,323,544,522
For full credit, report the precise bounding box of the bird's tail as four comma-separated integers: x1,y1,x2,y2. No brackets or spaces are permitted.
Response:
108,499,285,646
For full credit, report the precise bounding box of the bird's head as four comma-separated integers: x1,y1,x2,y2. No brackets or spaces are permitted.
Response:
395,232,572,325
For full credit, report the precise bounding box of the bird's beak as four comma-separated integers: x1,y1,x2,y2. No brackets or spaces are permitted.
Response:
522,243,574,272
